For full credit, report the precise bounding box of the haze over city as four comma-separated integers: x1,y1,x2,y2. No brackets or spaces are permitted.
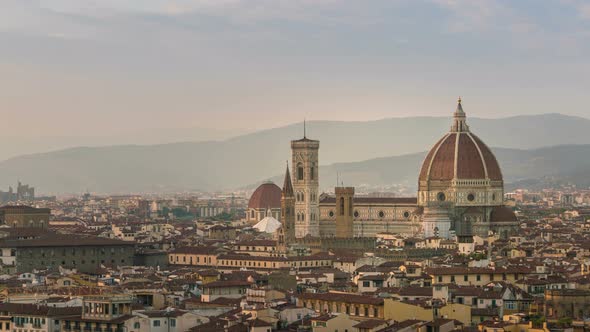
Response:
1,3,590,331
2,1,590,139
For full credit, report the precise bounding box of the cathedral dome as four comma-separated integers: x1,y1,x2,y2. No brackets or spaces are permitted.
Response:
248,182,282,209
418,99,503,186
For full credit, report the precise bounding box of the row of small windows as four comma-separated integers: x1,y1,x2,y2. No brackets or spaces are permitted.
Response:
328,210,411,219
32,259,125,267
436,273,515,283
436,192,497,202
303,301,378,318
297,213,317,221
218,259,329,268
172,255,213,264
25,247,128,257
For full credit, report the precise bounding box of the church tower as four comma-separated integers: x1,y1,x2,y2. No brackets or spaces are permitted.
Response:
335,187,354,238
280,164,296,243
291,124,320,238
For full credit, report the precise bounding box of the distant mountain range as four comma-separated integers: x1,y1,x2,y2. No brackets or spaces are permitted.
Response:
314,144,590,193
0,126,251,162
0,113,589,194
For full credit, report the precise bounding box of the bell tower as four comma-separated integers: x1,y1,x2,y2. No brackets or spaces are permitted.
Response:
291,122,320,238
335,187,354,238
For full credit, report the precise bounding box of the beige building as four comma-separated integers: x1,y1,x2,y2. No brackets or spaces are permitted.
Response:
258,98,519,243
383,299,472,325
168,247,217,267
319,196,421,238
0,205,50,229
296,292,385,320
311,313,360,332
427,267,525,287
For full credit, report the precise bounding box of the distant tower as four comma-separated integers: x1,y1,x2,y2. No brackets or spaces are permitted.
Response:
281,164,296,243
291,122,320,238
335,187,355,238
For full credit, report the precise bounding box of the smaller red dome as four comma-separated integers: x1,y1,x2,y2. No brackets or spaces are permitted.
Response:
490,206,518,222
248,182,282,209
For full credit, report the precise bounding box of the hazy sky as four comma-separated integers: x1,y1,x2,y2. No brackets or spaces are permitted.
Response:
1,0,589,137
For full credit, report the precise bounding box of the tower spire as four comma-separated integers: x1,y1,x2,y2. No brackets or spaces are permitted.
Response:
451,97,469,132
303,118,306,138
282,161,294,197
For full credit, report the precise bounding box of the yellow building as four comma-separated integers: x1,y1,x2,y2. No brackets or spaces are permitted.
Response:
311,313,360,332
427,267,525,287
168,247,217,267
296,292,384,320
383,299,471,325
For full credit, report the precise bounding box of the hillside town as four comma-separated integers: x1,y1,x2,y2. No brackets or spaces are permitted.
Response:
1,105,590,332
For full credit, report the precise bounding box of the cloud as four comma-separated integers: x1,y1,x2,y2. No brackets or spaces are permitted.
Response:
578,3,590,19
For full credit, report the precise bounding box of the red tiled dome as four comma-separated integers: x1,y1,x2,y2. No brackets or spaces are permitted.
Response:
248,182,282,209
419,99,503,185
419,132,502,183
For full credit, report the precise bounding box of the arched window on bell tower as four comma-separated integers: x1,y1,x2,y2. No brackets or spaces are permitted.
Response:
297,163,304,181
339,197,345,216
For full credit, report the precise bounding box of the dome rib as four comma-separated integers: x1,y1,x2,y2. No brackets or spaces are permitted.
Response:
470,134,503,181
455,133,486,179
427,133,456,181
466,132,488,179
419,133,451,182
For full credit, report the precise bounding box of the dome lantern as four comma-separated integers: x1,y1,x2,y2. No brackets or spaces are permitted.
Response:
451,97,469,133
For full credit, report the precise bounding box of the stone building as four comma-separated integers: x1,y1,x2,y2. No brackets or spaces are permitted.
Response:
0,205,50,229
417,98,518,239
335,187,355,238
319,196,420,238
0,182,35,204
291,133,320,238
60,295,134,332
544,289,590,321
0,232,135,273
261,98,518,242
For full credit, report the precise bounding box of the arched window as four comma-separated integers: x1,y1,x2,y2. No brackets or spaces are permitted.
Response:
297,163,304,180
339,197,345,216
310,165,315,180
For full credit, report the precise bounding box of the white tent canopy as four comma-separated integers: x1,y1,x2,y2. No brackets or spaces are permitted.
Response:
253,215,282,234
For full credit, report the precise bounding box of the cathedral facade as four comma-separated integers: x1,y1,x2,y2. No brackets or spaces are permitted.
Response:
269,98,518,247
